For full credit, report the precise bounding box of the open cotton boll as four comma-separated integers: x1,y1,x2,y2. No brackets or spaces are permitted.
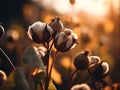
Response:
101,62,109,76
88,61,109,79
54,28,78,52
72,33,78,40
89,56,101,65
55,31,66,46
28,21,53,43
66,36,73,49
28,22,45,40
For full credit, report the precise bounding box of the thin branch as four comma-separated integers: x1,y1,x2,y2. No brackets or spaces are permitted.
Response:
47,50,59,88
67,68,78,90
49,39,55,51
45,50,50,90
0,48,16,70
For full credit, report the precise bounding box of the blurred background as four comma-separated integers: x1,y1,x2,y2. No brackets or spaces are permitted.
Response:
0,0,120,90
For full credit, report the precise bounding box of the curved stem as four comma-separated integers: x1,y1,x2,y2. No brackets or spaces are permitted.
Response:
67,68,78,90
44,39,56,90
0,48,16,70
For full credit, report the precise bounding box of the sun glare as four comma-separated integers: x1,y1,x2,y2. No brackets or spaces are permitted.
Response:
51,0,109,17
74,0,108,17
33,0,119,17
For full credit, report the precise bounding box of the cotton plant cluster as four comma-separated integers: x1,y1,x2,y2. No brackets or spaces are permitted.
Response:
27,17,78,52
0,17,77,90
70,50,110,90
0,17,110,90
26,16,78,90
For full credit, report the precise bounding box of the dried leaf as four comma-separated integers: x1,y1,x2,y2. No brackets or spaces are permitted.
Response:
21,45,46,72
14,68,31,90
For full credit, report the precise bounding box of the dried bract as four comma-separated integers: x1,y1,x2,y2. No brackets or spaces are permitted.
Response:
49,17,64,37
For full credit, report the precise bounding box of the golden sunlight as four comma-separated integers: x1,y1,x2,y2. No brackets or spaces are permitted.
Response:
74,0,108,17
60,57,73,69
33,0,119,17
51,67,62,84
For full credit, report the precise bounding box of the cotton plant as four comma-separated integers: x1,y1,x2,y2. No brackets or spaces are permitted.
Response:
0,17,110,90
25,16,78,90
87,56,109,90
67,50,110,90
67,50,90,90
28,21,53,44
1,17,69,90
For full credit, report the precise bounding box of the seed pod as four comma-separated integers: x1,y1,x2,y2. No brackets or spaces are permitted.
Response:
28,21,53,43
49,17,64,37
54,28,78,52
74,50,90,71
0,25,5,39
88,61,109,79
71,83,91,90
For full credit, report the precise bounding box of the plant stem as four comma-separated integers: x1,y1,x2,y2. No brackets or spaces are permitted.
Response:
48,50,58,80
49,39,55,51
45,39,56,90
45,50,50,90
0,48,16,70
45,50,58,90
67,68,78,90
